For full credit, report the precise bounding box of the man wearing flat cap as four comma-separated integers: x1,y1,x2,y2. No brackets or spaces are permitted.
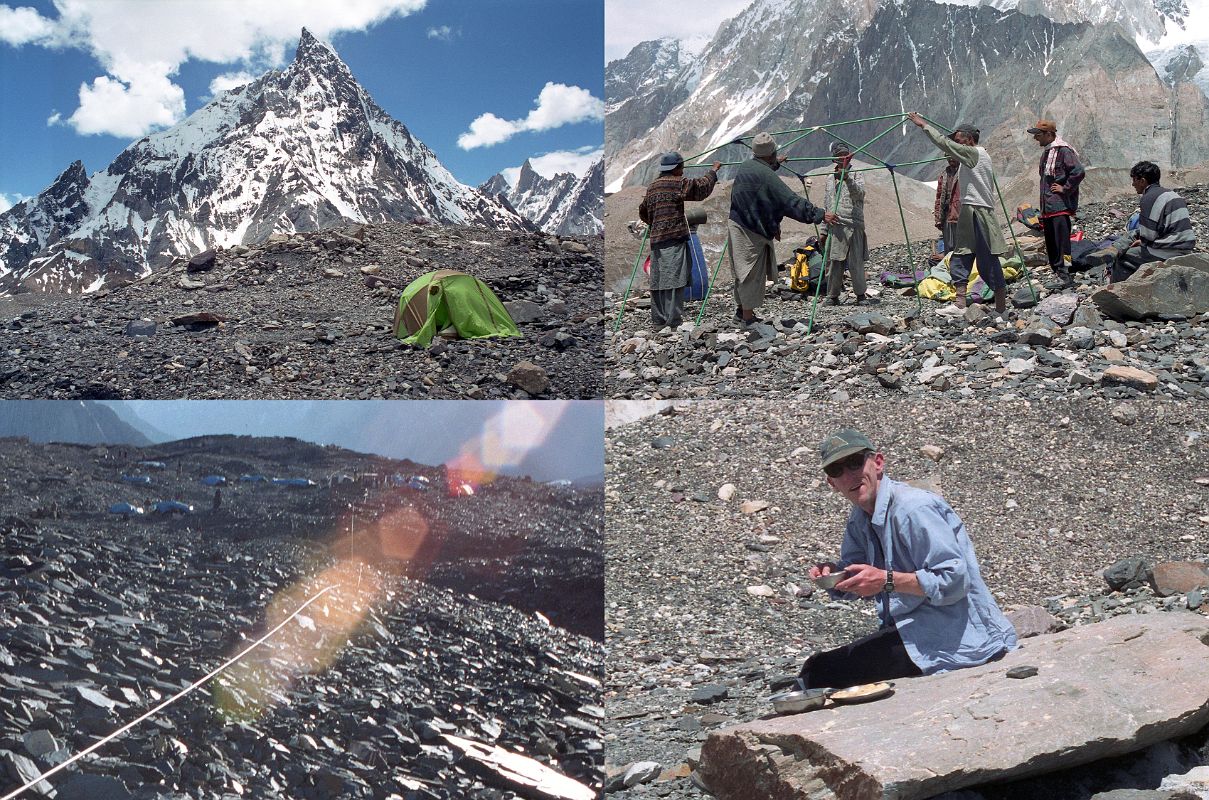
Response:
907,112,1010,312
798,429,1017,688
821,142,871,305
639,152,722,328
1028,120,1084,290
727,131,839,326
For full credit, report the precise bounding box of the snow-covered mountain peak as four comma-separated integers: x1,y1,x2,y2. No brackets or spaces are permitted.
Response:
0,30,531,295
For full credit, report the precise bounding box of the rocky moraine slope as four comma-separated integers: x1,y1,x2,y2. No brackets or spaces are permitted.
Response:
0,434,603,799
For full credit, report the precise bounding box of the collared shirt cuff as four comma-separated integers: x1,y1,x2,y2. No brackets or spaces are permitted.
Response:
914,568,940,604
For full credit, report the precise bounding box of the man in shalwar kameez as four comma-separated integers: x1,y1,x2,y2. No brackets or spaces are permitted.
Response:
821,142,871,305
638,152,722,328
907,112,1010,313
727,132,838,326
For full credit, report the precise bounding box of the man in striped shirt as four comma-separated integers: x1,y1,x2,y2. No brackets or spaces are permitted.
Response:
1112,161,1197,282
638,152,722,328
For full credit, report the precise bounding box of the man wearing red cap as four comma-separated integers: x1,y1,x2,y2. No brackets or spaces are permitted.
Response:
1027,120,1084,289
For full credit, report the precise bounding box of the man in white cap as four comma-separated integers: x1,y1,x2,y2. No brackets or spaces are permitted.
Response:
797,428,1017,688
907,113,1009,312
821,142,871,305
728,132,839,326
639,152,722,328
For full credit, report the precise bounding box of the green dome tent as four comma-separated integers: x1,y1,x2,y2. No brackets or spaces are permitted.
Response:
393,270,521,347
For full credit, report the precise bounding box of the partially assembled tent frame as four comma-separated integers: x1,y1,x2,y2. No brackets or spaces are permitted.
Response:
613,112,1035,334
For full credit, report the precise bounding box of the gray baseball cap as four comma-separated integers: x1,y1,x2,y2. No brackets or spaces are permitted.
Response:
819,429,876,469
658,152,685,172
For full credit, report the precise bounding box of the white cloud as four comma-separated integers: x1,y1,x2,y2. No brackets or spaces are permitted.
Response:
69,61,186,138
9,0,428,138
604,0,749,62
0,192,20,213
458,83,603,149
500,167,521,187
209,71,257,95
0,5,55,45
46,111,61,126
528,146,603,179
426,25,456,41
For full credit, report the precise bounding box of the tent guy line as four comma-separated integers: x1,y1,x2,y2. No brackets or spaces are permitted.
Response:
0,585,340,800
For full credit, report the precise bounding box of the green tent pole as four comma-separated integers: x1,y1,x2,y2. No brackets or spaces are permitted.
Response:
695,238,731,325
887,167,923,314
613,228,649,332
990,168,1037,303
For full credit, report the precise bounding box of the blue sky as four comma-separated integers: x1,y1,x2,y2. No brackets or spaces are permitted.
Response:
0,0,603,211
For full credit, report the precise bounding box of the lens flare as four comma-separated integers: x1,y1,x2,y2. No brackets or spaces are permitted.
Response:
214,559,382,721
444,402,568,491
373,505,433,565
212,401,572,722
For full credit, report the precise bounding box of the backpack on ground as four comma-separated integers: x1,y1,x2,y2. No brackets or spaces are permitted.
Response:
1015,203,1042,232
788,239,823,292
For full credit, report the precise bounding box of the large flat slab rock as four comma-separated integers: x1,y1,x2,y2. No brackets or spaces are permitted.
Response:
698,613,1209,800
1089,253,1209,320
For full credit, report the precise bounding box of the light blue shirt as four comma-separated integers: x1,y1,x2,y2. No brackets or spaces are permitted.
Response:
833,477,1018,674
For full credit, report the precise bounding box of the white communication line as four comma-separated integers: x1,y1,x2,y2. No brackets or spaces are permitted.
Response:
1,584,340,800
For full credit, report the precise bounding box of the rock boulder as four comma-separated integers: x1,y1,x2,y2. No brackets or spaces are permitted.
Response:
698,613,1209,800
1089,254,1209,320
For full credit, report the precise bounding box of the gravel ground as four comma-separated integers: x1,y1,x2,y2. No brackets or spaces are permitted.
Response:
604,398,1209,799
605,186,1209,402
1,222,604,400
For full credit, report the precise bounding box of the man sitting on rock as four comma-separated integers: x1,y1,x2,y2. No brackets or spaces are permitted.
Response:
799,429,1018,688
1109,161,1197,283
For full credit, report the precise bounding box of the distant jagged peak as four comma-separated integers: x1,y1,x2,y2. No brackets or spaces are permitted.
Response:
515,159,544,193
295,27,341,64
55,160,89,184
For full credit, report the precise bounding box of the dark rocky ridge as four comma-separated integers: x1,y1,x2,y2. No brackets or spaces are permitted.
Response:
0,433,603,798
1,222,604,399
603,398,1209,799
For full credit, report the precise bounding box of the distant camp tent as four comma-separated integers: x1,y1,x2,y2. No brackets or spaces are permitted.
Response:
393,270,520,347
273,477,316,488
152,500,193,514
109,502,144,515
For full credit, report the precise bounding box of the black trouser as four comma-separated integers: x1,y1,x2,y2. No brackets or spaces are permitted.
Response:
951,215,1005,294
1111,244,1161,283
1043,214,1072,272
797,625,923,689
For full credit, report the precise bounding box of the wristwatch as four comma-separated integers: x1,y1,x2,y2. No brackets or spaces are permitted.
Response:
883,570,894,595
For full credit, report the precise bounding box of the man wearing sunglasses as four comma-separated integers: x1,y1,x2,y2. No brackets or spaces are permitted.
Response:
798,429,1017,689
